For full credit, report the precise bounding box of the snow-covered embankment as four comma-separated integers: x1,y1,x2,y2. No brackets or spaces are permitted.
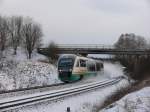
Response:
14,62,130,112
0,60,60,91
100,87,150,112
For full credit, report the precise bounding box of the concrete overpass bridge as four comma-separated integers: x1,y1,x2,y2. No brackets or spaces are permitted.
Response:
37,44,150,56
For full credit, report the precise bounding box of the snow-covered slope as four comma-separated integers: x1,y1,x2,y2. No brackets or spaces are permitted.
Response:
0,60,60,90
15,61,61,89
8,62,130,112
0,48,61,91
100,87,150,112
3,47,47,61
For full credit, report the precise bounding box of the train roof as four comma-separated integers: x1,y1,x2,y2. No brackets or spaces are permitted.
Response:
59,54,103,63
59,54,77,59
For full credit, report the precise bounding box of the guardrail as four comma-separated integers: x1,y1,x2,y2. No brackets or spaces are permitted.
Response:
0,77,123,111
56,44,114,49
55,44,150,50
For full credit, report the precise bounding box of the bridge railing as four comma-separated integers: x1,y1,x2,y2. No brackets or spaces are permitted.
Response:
56,44,114,49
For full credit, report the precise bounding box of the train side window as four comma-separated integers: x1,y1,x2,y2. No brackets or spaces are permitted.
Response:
80,59,86,67
76,60,80,67
96,63,101,71
87,61,96,71
91,63,96,71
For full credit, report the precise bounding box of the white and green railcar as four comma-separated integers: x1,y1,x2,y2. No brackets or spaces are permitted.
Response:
58,54,103,82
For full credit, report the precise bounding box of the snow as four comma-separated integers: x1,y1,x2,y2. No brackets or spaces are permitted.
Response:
3,47,47,61
104,62,125,78
0,60,61,90
0,78,120,104
0,51,126,91
0,48,132,112
14,61,61,89
12,79,129,112
0,48,61,90
6,62,130,112
100,87,150,112
0,72,14,90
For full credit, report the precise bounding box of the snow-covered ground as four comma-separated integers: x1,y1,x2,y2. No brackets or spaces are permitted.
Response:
5,62,130,112
0,60,61,90
0,62,126,99
11,78,129,112
100,87,150,112
1,47,47,62
0,49,125,91
0,49,131,112
0,48,61,91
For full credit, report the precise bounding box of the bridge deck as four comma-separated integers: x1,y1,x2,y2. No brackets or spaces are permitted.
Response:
38,44,150,55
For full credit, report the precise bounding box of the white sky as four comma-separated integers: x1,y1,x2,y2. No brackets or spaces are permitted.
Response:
0,0,150,45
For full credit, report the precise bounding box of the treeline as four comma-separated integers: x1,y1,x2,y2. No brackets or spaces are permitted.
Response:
0,16,43,59
114,33,150,80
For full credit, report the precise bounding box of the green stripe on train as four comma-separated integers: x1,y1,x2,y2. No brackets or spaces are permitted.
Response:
71,72,97,80
60,72,97,82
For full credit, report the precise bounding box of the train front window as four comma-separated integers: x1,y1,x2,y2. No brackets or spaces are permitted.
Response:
58,58,74,68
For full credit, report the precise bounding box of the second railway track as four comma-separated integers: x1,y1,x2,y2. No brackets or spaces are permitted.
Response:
0,76,124,112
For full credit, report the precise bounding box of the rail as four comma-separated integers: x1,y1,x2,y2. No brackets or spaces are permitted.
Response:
0,76,123,111
0,82,65,94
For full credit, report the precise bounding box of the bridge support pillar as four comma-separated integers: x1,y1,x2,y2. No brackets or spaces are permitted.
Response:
133,55,140,76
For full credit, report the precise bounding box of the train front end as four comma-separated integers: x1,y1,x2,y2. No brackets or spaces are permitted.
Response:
58,55,80,82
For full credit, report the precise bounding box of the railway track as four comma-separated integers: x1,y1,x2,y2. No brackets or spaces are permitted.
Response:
0,82,65,94
0,76,124,112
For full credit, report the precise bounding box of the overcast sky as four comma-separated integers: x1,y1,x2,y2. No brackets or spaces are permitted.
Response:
0,0,150,45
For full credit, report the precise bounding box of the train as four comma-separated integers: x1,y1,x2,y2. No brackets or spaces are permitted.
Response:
57,54,104,82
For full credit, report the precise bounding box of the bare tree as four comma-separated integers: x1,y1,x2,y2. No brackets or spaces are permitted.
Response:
8,16,23,55
47,42,59,63
0,16,9,58
115,33,147,49
22,20,43,59
114,33,148,80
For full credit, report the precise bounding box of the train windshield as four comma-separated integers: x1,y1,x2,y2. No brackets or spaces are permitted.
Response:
58,58,74,68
